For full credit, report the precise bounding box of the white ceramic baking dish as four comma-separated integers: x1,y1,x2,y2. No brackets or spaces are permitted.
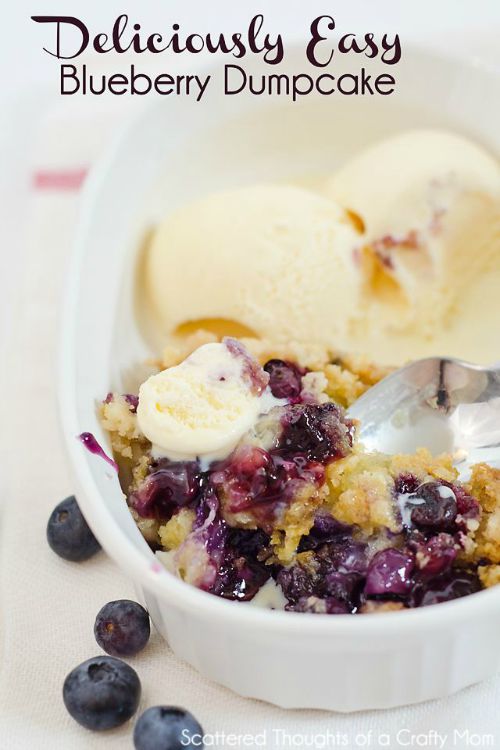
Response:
60,45,500,711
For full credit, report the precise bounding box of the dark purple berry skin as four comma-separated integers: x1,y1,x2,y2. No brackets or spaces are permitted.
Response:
408,532,457,577
409,482,458,531
365,548,414,597
276,403,354,463
408,569,481,607
63,656,141,731
277,563,316,604
47,496,100,562
133,706,204,750
394,473,420,495
298,513,352,552
277,539,367,612
130,460,203,520
264,359,304,400
94,600,150,657
210,528,270,601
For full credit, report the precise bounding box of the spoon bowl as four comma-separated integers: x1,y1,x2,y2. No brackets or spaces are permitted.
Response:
347,357,500,475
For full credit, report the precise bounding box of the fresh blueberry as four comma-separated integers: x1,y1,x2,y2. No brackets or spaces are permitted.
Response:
47,496,100,562
133,706,204,750
94,600,151,657
63,656,141,731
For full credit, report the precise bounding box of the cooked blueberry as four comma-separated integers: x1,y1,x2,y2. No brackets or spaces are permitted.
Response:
276,403,353,463
226,527,270,560
133,706,204,750
47,496,100,562
212,555,269,601
207,527,270,601
124,394,139,412
104,393,139,412
323,539,368,576
264,359,303,400
409,482,457,531
365,548,414,596
394,472,420,495
94,600,151,657
278,537,369,610
277,563,315,604
131,460,203,520
408,569,482,607
63,656,140,731
409,532,457,577
298,512,352,552
211,445,324,530
452,484,481,524
323,571,363,605
312,511,347,537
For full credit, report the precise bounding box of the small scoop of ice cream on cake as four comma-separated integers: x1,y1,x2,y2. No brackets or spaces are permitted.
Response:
326,129,500,364
144,184,363,345
137,338,279,462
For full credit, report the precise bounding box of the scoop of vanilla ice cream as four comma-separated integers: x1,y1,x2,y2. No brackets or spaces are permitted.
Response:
137,340,278,462
143,131,500,367
325,129,500,363
145,185,362,345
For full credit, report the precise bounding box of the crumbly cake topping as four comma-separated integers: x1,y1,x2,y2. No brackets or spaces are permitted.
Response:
100,332,500,612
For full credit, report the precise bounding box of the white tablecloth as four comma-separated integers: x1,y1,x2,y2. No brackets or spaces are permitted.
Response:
1,24,500,749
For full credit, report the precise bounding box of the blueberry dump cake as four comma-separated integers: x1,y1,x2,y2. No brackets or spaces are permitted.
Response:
100,333,500,614
99,129,500,613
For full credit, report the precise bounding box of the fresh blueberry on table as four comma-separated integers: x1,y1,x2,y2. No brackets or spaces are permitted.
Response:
63,656,141,731
94,600,151,657
46,495,101,561
134,706,204,750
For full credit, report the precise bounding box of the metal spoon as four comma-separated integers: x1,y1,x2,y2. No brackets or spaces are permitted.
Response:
347,357,500,476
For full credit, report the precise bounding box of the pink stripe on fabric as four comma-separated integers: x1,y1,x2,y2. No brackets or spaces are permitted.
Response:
33,168,88,191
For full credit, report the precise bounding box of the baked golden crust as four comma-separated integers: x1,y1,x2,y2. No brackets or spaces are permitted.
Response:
100,331,500,606
466,464,500,564
155,330,392,408
326,449,458,536
478,564,500,588
100,395,149,461
159,508,196,551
